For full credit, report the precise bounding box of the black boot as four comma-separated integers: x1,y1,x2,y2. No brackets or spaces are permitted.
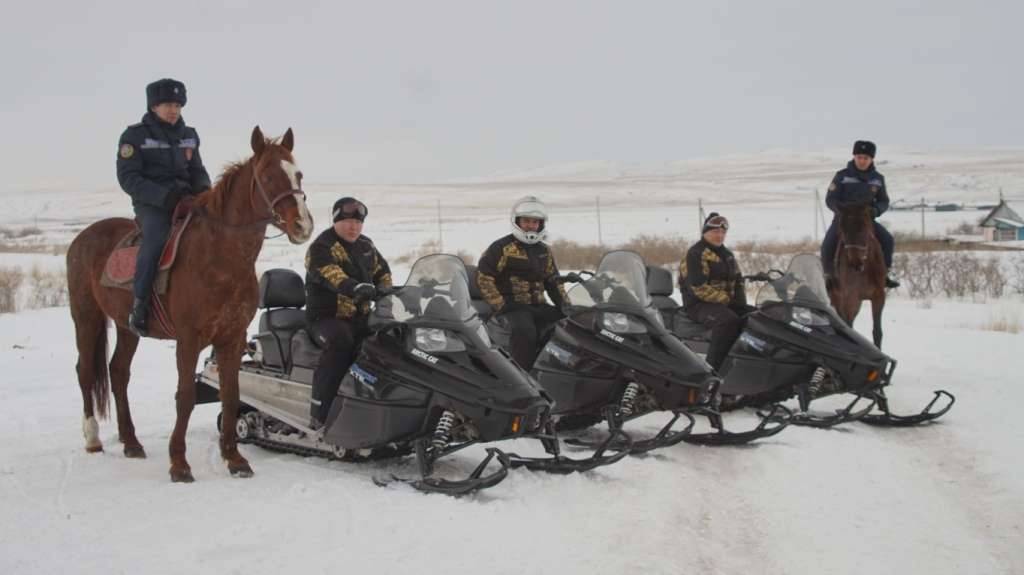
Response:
128,297,149,337
885,271,901,289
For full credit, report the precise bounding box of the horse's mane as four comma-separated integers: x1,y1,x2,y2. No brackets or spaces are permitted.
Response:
196,137,288,213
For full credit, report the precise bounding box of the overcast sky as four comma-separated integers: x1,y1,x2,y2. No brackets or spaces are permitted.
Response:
1,0,1020,192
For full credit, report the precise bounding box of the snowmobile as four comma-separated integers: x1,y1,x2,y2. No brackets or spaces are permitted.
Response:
195,254,629,496
654,253,955,427
470,250,790,454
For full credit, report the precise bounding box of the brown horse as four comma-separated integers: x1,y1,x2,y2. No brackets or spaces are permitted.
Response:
67,126,313,482
827,202,886,348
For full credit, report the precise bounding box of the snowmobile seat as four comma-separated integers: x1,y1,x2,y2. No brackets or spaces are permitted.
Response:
646,265,680,331
288,330,321,384
672,313,712,343
256,268,307,371
465,265,494,321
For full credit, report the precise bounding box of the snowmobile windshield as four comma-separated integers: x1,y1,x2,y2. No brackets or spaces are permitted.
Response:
567,250,653,311
755,254,833,310
377,254,476,324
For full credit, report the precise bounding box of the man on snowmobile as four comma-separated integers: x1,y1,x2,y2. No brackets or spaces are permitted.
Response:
476,196,566,369
304,197,392,427
821,140,899,288
678,212,752,371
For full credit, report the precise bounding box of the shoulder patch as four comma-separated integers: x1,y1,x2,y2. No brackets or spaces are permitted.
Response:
119,143,135,159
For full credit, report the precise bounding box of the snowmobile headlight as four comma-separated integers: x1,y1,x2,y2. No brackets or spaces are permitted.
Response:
542,342,575,365
414,328,467,353
791,306,831,327
601,312,648,334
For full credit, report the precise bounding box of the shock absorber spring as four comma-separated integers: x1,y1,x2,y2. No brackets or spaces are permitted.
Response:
431,410,457,451
620,382,641,416
807,367,827,396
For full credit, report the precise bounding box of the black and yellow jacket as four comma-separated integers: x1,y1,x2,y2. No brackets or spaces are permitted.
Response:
304,228,392,322
678,239,746,309
477,234,566,312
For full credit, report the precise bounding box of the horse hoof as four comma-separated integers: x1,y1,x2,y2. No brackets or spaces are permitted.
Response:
84,444,104,454
124,444,147,459
229,462,254,478
170,468,195,483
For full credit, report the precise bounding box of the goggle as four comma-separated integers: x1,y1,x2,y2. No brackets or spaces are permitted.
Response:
333,201,367,222
705,215,729,231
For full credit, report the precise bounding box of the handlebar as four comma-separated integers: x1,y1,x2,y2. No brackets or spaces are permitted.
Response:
558,270,595,284
743,269,784,282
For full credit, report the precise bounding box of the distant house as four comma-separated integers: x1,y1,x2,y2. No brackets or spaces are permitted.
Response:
979,200,1024,241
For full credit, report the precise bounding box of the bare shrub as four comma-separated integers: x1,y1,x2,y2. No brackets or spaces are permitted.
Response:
27,267,68,309
0,226,43,240
1012,254,1024,295
0,266,24,313
733,237,817,255
980,257,1005,298
982,316,1021,334
899,251,1011,300
393,239,443,265
947,221,979,235
619,235,690,267
549,238,605,270
453,250,476,266
393,239,478,268
735,251,789,276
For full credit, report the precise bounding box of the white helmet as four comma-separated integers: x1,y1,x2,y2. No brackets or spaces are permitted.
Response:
511,196,548,244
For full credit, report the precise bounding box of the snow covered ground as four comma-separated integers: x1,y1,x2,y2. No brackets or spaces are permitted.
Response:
1,151,1023,574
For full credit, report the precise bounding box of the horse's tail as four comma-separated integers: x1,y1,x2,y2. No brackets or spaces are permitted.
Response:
88,320,111,419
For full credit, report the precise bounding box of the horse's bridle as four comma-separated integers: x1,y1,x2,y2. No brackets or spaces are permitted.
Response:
251,164,305,229
194,161,305,238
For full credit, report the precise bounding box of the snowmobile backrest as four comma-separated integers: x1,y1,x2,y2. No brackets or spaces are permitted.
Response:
259,268,306,309
466,265,484,301
465,265,495,320
646,265,674,297
257,309,306,370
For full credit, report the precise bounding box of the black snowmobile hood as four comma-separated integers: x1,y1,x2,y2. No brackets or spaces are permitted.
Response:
369,315,550,413
749,302,890,367
558,304,713,389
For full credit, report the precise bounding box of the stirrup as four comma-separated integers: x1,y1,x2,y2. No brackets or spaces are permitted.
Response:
128,298,150,337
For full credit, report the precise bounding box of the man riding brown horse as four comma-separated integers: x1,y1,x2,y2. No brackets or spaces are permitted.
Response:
116,78,212,337
71,123,313,482
820,140,899,290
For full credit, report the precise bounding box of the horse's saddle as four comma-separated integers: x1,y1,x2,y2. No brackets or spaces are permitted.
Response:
100,207,195,294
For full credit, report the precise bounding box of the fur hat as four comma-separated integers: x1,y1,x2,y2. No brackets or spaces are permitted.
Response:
853,140,876,158
146,78,187,109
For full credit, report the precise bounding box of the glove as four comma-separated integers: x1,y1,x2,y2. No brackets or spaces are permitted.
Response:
499,302,528,315
352,283,376,302
163,188,184,211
